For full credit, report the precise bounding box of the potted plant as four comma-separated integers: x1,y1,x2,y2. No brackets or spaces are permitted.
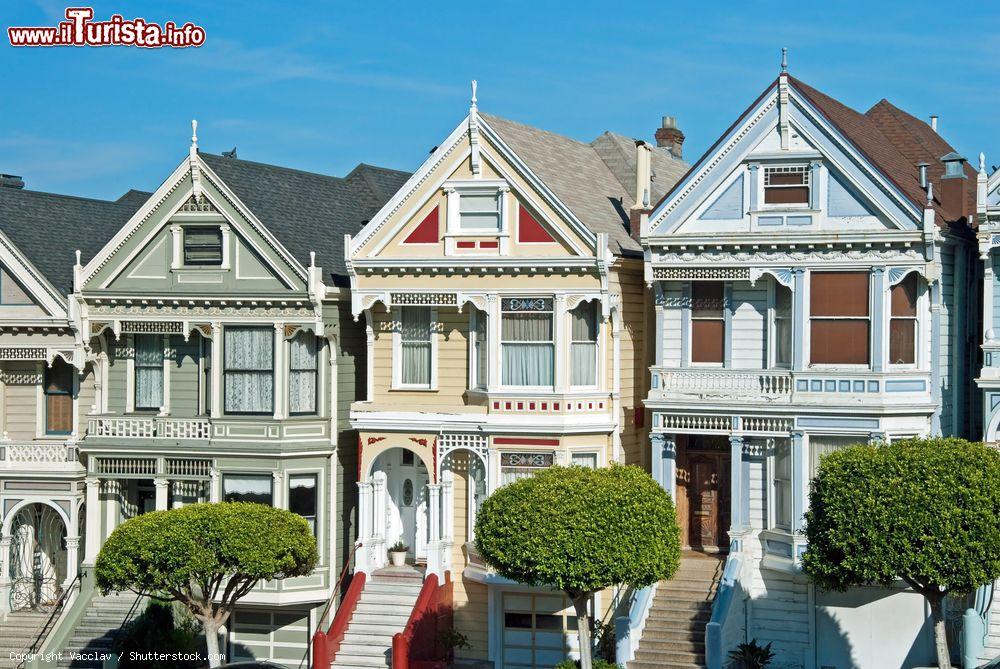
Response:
387,541,409,567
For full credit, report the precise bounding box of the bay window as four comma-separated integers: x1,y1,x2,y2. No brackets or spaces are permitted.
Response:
772,441,792,530
691,282,725,364
764,165,810,205
810,271,869,365
773,284,792,367
223,474,273,505
400,306,432,387
44,358,73,435
570,302,598,386
224,327,274,414
889,273,918,365
501,298,554,387
288,474,318,535
471,309,487,389
134,334,164,411
289,331,318,414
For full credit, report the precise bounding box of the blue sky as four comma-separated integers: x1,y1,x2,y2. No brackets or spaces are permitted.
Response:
3,1,997,200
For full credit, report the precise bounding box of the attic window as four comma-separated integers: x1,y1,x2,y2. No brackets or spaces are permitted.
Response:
459,191,501,231
764,165,810,205
183,227,223,266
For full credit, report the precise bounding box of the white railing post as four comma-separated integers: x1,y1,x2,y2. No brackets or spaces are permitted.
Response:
355,480,374,574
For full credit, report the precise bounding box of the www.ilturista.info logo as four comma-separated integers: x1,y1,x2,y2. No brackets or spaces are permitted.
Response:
8,7,206,48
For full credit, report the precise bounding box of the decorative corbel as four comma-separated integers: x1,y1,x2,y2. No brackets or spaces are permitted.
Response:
749,267,794,288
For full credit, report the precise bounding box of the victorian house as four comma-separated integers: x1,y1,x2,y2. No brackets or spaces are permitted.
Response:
632,64,978,669
341,87,686,669
0,135,409,666
0,179,143,624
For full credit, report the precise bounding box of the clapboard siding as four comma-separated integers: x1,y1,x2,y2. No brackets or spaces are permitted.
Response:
939,244,955,434
447,451,490,660
749,455,767,530
748,563,811,668
170,334,202,417
4,363,39,438
730,282,767,369
661,281,683,367
613,261,648,468
335,303,364,577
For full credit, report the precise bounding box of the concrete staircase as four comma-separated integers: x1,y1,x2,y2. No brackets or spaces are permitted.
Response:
55,592,142,669
330,566,423,669
629,551,725,669
0,609,51,669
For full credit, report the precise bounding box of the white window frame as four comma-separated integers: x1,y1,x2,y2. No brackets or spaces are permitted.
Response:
286,468,322,552
469,308,488,390
444,180,509,235
132,333,168,414
392,306,438,390
500,297,556,390
689,281,726,368
569,451,600,469
887,273,923,370
761,164,811,210
769,440,792,532
768,280,793,369
569,301,600,389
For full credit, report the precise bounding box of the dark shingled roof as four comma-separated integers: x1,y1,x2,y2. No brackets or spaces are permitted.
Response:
0,188,144,297
200,153,411,284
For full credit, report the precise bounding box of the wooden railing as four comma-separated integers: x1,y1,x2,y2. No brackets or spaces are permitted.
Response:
391,571,453,669
310,542,364,669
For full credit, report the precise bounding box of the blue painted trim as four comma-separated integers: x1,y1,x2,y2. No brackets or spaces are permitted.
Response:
729,436,745,532
758,215,783,226
791,432,807,534
705,554,744,669
885,379,927,392
792,269,806,370
809,161,821,210
723,282,733,368
680,283,691,368
797,416,880,429
796,380,808,391
748,163,759,212
871,268,885,373
786,215,812,226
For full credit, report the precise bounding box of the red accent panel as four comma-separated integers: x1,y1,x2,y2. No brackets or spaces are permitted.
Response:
403,206,440,244
518,204,556,243
493,437,560,446
327,571,366,662
456,241,476,249
479,240,499,249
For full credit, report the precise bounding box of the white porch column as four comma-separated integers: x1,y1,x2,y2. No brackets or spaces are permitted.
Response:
650,433,677,502
84,478,101,566
792,269,807,371
0,535,11,614
554,295,567,392
273,323,286,420
154,478,169,511
209,468,220,502
64,537,80,585
441,470,455,543
985,259,995,341
427,483,442,544
210,322,223,418
371,471,388,570
355,480,374,574
272,471,284,508
791,431,809,534
729,435,746,537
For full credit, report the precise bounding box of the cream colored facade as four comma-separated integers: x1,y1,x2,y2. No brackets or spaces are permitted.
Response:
348,100,654,667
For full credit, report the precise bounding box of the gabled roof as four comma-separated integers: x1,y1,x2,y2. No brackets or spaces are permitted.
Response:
790,76,976,230
0,187,144,295
481,114,688,255
199,153,410,284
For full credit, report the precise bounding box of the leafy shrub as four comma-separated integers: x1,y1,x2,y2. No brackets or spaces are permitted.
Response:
554,660,621,669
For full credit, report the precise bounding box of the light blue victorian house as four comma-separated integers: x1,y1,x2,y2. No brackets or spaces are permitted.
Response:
622,62,980,669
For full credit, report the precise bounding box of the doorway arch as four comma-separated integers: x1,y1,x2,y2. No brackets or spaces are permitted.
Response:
5,502,68,611
370,447,430,561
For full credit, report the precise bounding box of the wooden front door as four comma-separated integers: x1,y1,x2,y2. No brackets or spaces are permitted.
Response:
677,446,731,551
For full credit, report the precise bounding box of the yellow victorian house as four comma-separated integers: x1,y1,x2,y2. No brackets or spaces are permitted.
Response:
342,83,686,669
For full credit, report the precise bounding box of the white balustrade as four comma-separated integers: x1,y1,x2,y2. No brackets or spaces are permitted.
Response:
656,369,792,396
4,442,69,464
87,416,210,440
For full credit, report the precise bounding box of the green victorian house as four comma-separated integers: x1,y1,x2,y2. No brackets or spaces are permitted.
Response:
0,126,408,667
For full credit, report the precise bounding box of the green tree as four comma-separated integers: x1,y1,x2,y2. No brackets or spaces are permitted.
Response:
96,502,318,668
802,438,1000,669
474,464,680,669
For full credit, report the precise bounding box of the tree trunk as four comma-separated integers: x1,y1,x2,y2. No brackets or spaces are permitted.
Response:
927,594,952,669
203,618,223,668
571,592,592,669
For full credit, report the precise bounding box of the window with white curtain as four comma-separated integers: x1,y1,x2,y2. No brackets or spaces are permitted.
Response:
571,302,598,386
501,298,554,387
288,331,318,414
472,309,487,389
809,435,861,477
224,327,274,414
400,307,432,386
134,334,164,411
773,284,792,368
772,441,792,530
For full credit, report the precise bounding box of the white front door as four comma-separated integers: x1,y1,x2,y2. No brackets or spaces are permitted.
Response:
376,449,429,561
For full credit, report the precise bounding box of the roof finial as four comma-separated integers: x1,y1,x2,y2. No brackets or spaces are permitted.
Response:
926,181,934,206
470,80,478,111
781,47,788,73
191,119,198,150
980,152,987,173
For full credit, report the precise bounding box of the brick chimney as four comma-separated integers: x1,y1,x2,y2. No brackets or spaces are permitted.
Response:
655,116,684,160
939,152,969,221
0,174,24,189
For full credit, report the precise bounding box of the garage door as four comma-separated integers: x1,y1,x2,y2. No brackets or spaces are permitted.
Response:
502,593,579,669
229,609,310,665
